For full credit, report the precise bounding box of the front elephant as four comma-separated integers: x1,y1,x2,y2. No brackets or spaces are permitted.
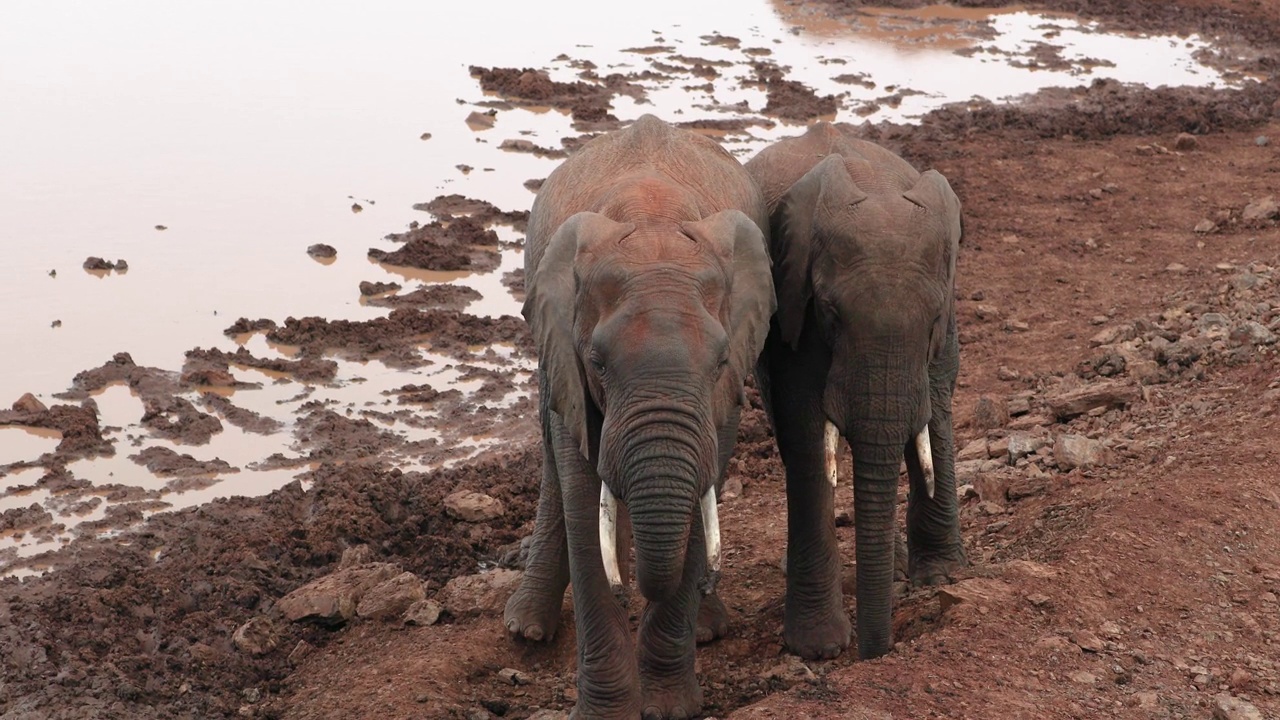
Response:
506,115,775,718
746,123,967,661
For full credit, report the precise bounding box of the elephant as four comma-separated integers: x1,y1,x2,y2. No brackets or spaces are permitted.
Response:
744,122,966,662
504,114,776,718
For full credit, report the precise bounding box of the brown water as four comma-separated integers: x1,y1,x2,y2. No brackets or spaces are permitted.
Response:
0,0,1233,570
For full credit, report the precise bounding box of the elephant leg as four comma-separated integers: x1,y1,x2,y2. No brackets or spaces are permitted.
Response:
766,341,850,661
552,416,640,718
906,323,966,586
504,439,570,641
637,510,706,720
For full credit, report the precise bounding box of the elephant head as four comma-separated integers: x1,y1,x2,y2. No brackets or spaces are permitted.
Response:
773,154,961,657
523,210,775,601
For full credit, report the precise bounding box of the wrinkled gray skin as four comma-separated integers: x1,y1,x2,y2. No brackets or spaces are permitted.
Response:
745,123,966,662
505,114,775,719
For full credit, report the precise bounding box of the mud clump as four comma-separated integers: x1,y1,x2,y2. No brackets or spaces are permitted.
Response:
130,446,238,477
370,216,500,272
469,65,643,125
264,308,531,363
358,280,402,296
200,394,283,435
223,318,279,336
753,62,839,122
0,402,113,461
364,284,482,312
307,244,337,260
186,346,338,384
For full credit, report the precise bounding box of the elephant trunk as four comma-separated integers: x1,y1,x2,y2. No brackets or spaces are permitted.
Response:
603,407,712,603
829,346,929,660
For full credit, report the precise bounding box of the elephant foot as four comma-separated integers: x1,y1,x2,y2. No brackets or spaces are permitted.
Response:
503,580,563,642
695,591,730,644
909,544,967,588
640,675,703,720
784,605,851,660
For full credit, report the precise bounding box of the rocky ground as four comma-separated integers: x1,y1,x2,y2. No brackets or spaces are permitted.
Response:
3,0,1280,718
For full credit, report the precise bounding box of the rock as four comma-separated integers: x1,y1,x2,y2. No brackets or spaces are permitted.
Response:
978,501,1005,516
1068,671,1096,684
114,259,129,271
358,280,401,296
1026,593,1051,608
277,563,401,625
526,711,570,720
996,366,1020,381
497,668,531,685
1099,621,1122,639
1199,312,1231,329
1194,219,1217,234
988,436,1010,460
439,569,522,618
1071,629,1104,653
1132,691,1159,708
972,396,1009,430
340,544,375,568
1007,392,1034,416
955,459,985,486
1229,668,1253,690
1007,433,1049,463
1089,324,1135,347
1006,477,1047,500
1045,379,1139,419
12,393,47,413
1054,434,1108,470
306,244,337,259
83,256,115,270
1008,414,1051,431
357,572,427,621
1165,262,1188,273
957,438,988,462
1212,694,1263,720
1256,135,1270,147
1243,196,1279,222
232,617,278,656
465,110,497,130
1173,132,1198,150
1034,635,1072,653
444,490,506,522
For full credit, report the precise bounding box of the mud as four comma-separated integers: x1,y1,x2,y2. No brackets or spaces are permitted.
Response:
3,0,1280,718
753,61,841,122
370,216,502,273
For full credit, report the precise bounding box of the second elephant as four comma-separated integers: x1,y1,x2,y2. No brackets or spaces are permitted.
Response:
746,122,967,661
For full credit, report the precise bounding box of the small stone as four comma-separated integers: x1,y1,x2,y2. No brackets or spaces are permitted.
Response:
356,572,427,621
1232,321,1277,346
287,640,314,665
465,110,497,130
1229,668,1253,690
444,490,506,522
721,475,744,500
1006,477,1047,500
1099,621,1122,639
403,599,443,626
83,256,115,271
115,259,129,271
957,484,978,500
1132,691,1159,708
1026,593,1051,608
1212,694,1263,720
498,668,531,685
760,656,817,688
978,501,1005,516
12,393,47,413
1256,135,1270,147
1034,635,1071,652
1045,379,1139,419
1174,132,1198,150
1089,188,1103,200
1007,432,1049,463
988,436,1010,460
232,617,278,656
973,474,1009,504
307,244,337,259
996,366,1020,381
1005,320,1030,332
1165,262,1188,273
1054,434,1108,470
1194,219,1217,234
1068,671,1097,684
974,304,1001,321
350,203,363,214
1071,630,1104,653
1007,393,1033,416
985,520,1009,533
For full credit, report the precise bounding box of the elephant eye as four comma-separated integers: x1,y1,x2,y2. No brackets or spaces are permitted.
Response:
589,353,606,374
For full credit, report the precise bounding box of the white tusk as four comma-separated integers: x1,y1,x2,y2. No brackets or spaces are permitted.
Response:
824,421,839,488
701,486,721,575
915,428,935,499
599,483,623,592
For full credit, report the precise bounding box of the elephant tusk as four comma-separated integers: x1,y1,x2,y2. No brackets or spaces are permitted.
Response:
824,421,839,488
702,486,722,575
915,428,935,499
599,483,624,593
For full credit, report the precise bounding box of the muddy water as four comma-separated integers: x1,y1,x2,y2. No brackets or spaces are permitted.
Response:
0,1,1233,570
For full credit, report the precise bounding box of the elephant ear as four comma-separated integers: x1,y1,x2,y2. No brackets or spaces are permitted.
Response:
682,209,777,402
773,154,868,350
523,212,635,457
903,170,962,357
